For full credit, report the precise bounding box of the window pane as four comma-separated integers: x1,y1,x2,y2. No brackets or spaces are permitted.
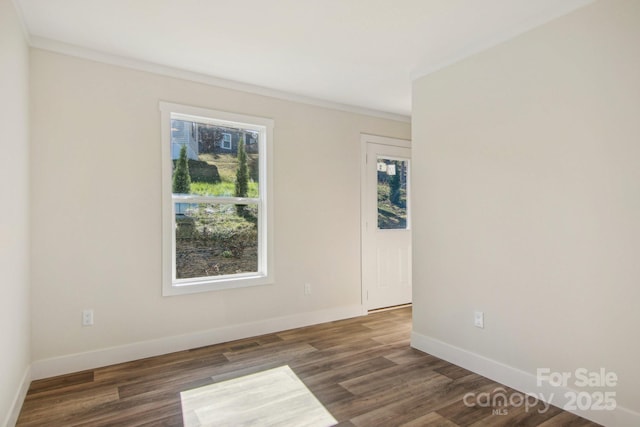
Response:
377,158,408,230
175,203,259,279
171,119,259,197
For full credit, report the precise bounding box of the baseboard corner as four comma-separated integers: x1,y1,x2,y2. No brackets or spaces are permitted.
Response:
4,365,30,427
410,331,640,427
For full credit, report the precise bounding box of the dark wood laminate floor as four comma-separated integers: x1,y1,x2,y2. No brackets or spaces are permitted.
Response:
17,307,600,426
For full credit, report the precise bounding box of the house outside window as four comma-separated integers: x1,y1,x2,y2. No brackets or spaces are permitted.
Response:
221,133,232,150
160,102,274,295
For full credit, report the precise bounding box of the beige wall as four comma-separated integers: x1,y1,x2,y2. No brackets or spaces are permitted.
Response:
412,0,640,415
0,0,31,422
29,49,409,364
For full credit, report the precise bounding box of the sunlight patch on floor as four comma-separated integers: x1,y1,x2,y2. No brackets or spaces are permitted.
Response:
180,365,337,427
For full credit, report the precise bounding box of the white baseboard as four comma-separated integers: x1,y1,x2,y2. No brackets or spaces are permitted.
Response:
31,304,366,381
411,332,640,427
4,366,30,427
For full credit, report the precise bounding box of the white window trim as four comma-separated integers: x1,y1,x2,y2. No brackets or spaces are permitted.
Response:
160,101,275,296
221,133,232,150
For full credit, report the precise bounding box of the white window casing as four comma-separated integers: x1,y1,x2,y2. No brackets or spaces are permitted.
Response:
160,101,274,296
221,133,232,150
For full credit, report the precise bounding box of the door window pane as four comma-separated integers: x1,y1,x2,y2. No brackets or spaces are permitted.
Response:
377,158,408,229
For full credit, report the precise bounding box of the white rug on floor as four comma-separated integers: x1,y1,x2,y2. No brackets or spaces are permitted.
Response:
180,365,337,427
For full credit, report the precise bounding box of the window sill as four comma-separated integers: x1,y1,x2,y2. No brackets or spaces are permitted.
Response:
162,274,273,296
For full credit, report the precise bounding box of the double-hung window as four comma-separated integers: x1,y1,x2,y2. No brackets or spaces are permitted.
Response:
221,133,232,150
160,102,274,295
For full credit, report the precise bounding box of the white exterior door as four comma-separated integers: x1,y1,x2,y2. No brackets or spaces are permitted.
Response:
361,135,412,310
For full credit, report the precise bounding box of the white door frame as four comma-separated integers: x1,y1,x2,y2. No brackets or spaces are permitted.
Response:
360,133,412,310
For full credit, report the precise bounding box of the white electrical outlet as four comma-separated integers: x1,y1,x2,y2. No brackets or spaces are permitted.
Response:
82,309,94,326
474,311,484,329
304,283,311,295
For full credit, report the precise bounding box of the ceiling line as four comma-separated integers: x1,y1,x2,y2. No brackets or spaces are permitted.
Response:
410,0,596,80
10,0,32,45
29,36,411,123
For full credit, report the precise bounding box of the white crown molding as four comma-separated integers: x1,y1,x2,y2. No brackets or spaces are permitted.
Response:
10,0,31,45
411,331,640,427
28,36,410,123
411,0,596,81
31,304,366,380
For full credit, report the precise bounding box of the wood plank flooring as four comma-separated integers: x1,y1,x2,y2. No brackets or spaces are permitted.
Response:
17,307,600,426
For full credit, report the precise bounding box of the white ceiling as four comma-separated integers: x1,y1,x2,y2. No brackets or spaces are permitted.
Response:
15,0,594,118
